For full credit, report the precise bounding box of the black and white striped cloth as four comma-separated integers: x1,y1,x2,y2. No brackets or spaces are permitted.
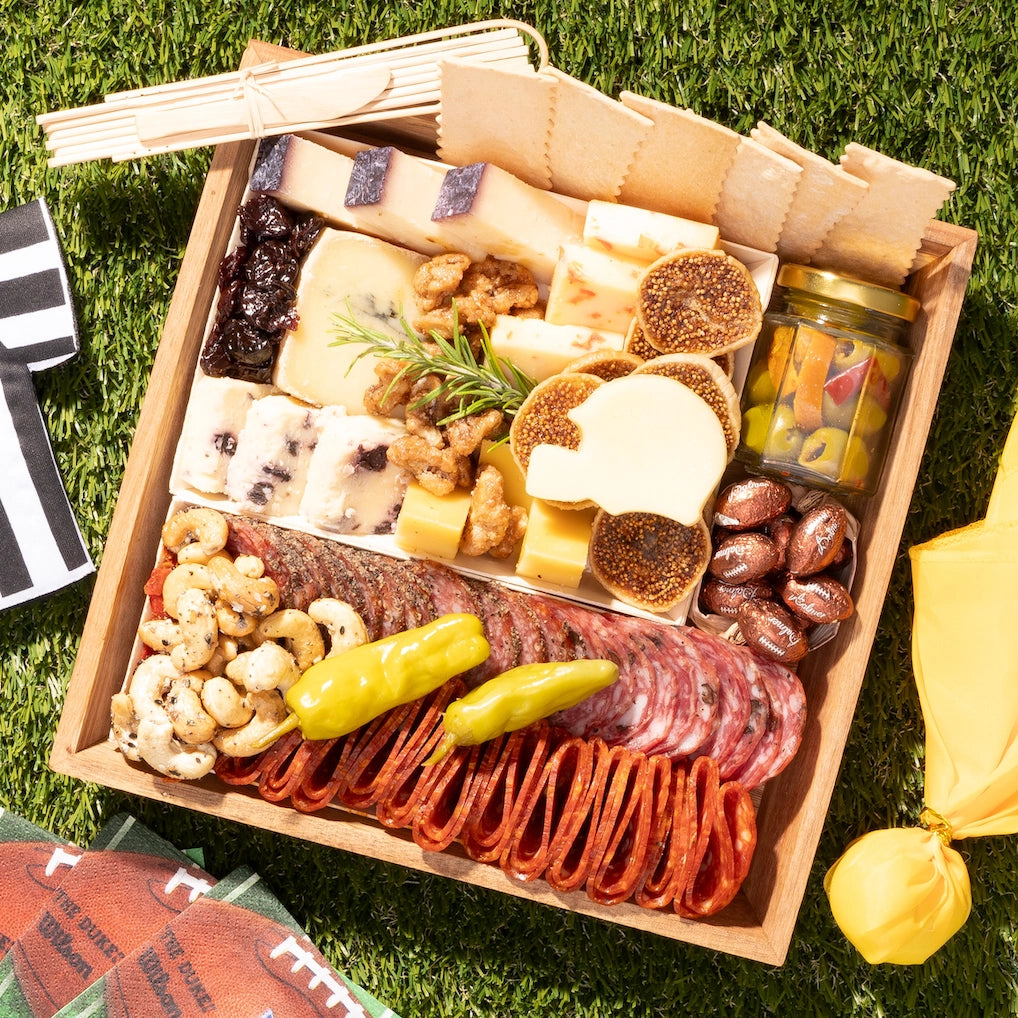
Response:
0,198,93,610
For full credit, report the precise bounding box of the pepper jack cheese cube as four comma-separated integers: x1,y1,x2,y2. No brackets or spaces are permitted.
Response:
545,243,644,333
394,482,472,560
516,500,596,588
431,162,585,282
583,199,720,261
273,229,426,413
488,315,625,383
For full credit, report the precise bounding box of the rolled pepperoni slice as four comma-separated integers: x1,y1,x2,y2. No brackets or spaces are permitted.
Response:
587,750,658,906
633,759,683,909
257,732,324,803
544,738,613,893
667,755,720,911
461,724,554,863
289,736,358,813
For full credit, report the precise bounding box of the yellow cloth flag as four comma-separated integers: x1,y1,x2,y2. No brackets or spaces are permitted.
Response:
825,410,1018,964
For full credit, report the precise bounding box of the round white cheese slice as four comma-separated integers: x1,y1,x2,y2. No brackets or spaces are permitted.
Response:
524,373,728,525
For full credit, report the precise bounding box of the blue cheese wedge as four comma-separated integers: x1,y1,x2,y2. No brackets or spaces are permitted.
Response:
299,409,411,535
171,375,277,495
524,374,728,525
225,394,322,517
273,228,426,413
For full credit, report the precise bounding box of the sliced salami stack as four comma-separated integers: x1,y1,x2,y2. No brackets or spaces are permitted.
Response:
225,515,806,790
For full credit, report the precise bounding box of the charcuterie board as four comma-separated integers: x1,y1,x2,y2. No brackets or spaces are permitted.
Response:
50,36,976,964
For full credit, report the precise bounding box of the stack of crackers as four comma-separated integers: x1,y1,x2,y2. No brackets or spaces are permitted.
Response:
436,59,955,289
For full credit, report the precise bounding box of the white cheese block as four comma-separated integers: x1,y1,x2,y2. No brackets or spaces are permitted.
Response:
225,394,322,516
273,229,427,413
524,374,727,525
489,315,625,383
299,410,411,535
431,162,585,282
249,134,363,230
583,200,720,261
171,375,277,495
545,243,644,333
344,146,482,258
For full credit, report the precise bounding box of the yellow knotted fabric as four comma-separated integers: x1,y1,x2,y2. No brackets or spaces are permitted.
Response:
825,409,1018,964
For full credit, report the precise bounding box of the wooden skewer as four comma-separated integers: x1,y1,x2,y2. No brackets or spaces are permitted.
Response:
37,20,546,167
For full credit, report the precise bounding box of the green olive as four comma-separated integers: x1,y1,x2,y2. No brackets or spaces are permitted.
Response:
763,404,805,461
797,426,850,478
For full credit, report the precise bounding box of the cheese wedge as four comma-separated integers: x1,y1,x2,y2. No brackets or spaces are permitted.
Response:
516,500,596,588
489,315,625,383
431,162,585,282
273,229,426,413
583,200,720,261
524,374,727,525
545,243,644,333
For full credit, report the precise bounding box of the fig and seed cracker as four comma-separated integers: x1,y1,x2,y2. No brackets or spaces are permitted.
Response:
0,813,215,1018
54,866,398,1018
0,810,83,962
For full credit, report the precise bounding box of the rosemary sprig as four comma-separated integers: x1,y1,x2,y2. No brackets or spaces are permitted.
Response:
330,303,537,427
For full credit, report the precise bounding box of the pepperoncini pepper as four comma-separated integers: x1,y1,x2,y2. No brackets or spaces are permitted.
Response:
424,658,619,766
253,613,490,748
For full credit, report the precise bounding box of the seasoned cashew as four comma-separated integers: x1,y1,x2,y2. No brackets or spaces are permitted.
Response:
258,609,325,671
176,542,214,565
213,689,289,757
207,554,279,617
233,554,265,579
307,598,369,657
163,677,218,745
225,641,301,693
138,618,183,654
136,714,217,779
216,602,257,638
161,507,229,558
162,563,214,620
201,676,255,728
128,654,182,721
111,693,143,761
170,587,219,672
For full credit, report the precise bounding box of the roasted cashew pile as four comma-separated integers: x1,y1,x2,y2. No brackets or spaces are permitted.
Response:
111,507,368,779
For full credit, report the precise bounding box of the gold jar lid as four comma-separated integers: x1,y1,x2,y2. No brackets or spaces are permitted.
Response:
777,264,920,322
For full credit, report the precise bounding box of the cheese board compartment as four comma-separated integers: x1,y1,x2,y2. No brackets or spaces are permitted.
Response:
51,37,977,965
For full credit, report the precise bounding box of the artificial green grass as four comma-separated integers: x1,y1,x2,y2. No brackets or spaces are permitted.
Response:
2,0,1017,1014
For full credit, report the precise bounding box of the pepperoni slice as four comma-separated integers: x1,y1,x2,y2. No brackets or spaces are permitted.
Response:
500,734,588,882
586,750,657,906
544,738,613,893
633,759,683,909
289,737,357,813
668,755,720,911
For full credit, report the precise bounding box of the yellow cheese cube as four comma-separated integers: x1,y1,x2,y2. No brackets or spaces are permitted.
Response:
394,482,472,560
516,500,596,588
478,439,532,511
545,243,644,333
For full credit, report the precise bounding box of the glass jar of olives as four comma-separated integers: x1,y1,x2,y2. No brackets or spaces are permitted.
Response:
737,264,918,496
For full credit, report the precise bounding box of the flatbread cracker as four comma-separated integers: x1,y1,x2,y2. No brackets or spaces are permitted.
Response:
812,142,956,287
543,68,653,200
618,92,741,222
751,122,869,264
713,136,802,252
437,58,555,189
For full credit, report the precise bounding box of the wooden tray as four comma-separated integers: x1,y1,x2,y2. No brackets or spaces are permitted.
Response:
50,39,978,965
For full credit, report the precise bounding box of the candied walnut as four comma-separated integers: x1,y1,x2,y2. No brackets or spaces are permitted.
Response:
460,465,526,558
363,357,413,415
414,252,472,311
388,434,473,496
462,256,540,314
445,409,504,457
